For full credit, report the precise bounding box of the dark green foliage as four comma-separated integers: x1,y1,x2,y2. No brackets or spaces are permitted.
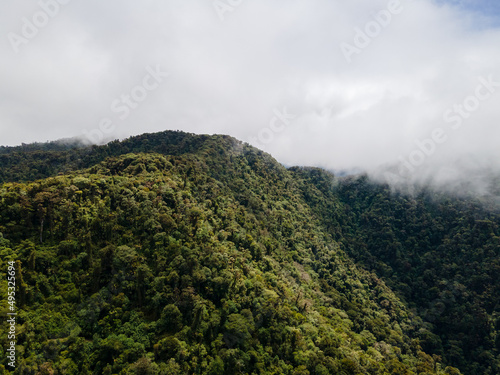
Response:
321,175,500,375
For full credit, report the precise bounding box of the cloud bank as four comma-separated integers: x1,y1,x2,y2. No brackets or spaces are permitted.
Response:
1,0,500,189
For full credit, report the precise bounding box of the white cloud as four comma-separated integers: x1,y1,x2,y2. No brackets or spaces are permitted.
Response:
1,0,500,189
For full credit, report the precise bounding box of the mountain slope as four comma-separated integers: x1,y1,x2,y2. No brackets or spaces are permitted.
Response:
331,176,500,374
288,167,500,374
0,131,473,374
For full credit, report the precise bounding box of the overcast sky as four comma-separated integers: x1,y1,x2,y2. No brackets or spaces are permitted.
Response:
1,0,500,178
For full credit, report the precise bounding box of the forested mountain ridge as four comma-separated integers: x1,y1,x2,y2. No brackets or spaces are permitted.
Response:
0,130,497,374
0,131,235,184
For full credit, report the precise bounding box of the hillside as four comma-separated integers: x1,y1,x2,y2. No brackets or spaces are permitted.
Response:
0,130,496,374
332,176,500,374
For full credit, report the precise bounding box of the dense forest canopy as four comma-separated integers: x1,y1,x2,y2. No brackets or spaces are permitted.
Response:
0,130,498,374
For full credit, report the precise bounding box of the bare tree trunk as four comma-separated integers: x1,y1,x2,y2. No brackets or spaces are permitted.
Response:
40,218,44,243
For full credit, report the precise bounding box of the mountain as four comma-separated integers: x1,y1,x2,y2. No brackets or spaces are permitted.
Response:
0,130,498,374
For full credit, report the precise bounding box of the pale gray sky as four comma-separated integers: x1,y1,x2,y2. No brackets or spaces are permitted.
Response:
1,0,500,175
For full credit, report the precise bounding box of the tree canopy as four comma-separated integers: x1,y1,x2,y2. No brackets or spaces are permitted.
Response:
0,130,496,374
